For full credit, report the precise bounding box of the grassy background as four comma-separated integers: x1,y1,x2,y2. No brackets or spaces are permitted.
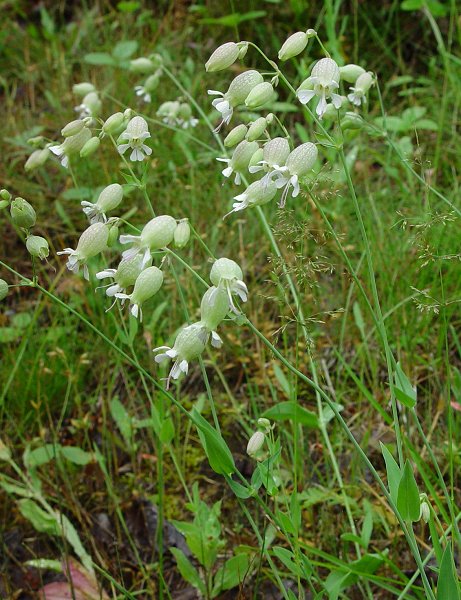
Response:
1,0,460,598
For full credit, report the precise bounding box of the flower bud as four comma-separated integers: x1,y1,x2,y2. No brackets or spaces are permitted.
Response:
257,418,272,432
174,219,191,249
80,137,101,158
245,82,274,108
27,136,45,147
247,431,265,457
72,82,95,97
107,225,119,247
0,279,8,301
61,119,86,137
25,148,50,171
420,501,430,523
103,112,125,135
339,64,366,84
0,200,10,209
200,285,229,330
131,266,164,305
306,28,317,37
123,108,134,120
341,112,365,131
178,103,193,121
266,113,275,124
205,42,240,72
321,102,340,121
227,70,264,106
26,235,49,260
238,42,249,59
129,57,155,73
224,124,248,147
278,31,308,61
10,198,36,229
0,189,11,202
263,137,290,167
148,53,163,68
246,117,267,141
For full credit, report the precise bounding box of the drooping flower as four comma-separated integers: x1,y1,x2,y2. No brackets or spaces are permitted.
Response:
265,142,318,208
26,235,49,260
119,215,177,266
96,254,145,305
50,127,92,168
74,91,101,119
339,64,366,84
278,31,310,61
81,183,124,224
208,70,264,131
156,101,181,126
209,258,248,313
347,71,374,106
247,431,265,457
297,57,342,118
57,223,109,280
117,116,152,162
226,179,277,217
216,140,259,185
177,103,199,129
248,137,291,181
153,322,207,387
116,265,164,320
199,285,230,348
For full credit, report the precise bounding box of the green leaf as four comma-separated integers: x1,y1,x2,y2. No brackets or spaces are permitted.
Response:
60,446,92,465
84,52,117,66
170,547,206,595
224,476,252,499
27,444,59,468
159,418,174,444
189,409,235,476
112,40,138,60
61,515,93,573
110,397,133,450
200,11,266,26
393,363,417,408
397,460,420,522
437,544,460,600
401,0,423,10
262,401,319,428
272,546,304,578
18,500,59,535
117,1,140,11
212,553,250,596
380,443,402,504
273,363,291,397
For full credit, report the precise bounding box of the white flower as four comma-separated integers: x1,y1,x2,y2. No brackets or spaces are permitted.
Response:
96,254,145,309
117,116,152,162
226,179,277,217
208,70,264,131
157,101,181,126
216,140,259,185
153,322,207,388
248,137,291,181
135,85,152,103
81,183,123,223
297,57,343,118
347,71,374,106
115,266,164,320
57,223,108,280
265,142,318,208
210,258,248,313
74,91,101,119
119,215,177,267
50,127,92,168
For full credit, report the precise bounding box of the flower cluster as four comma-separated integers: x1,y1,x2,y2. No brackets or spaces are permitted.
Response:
204,38,375,216
153,257,248,387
